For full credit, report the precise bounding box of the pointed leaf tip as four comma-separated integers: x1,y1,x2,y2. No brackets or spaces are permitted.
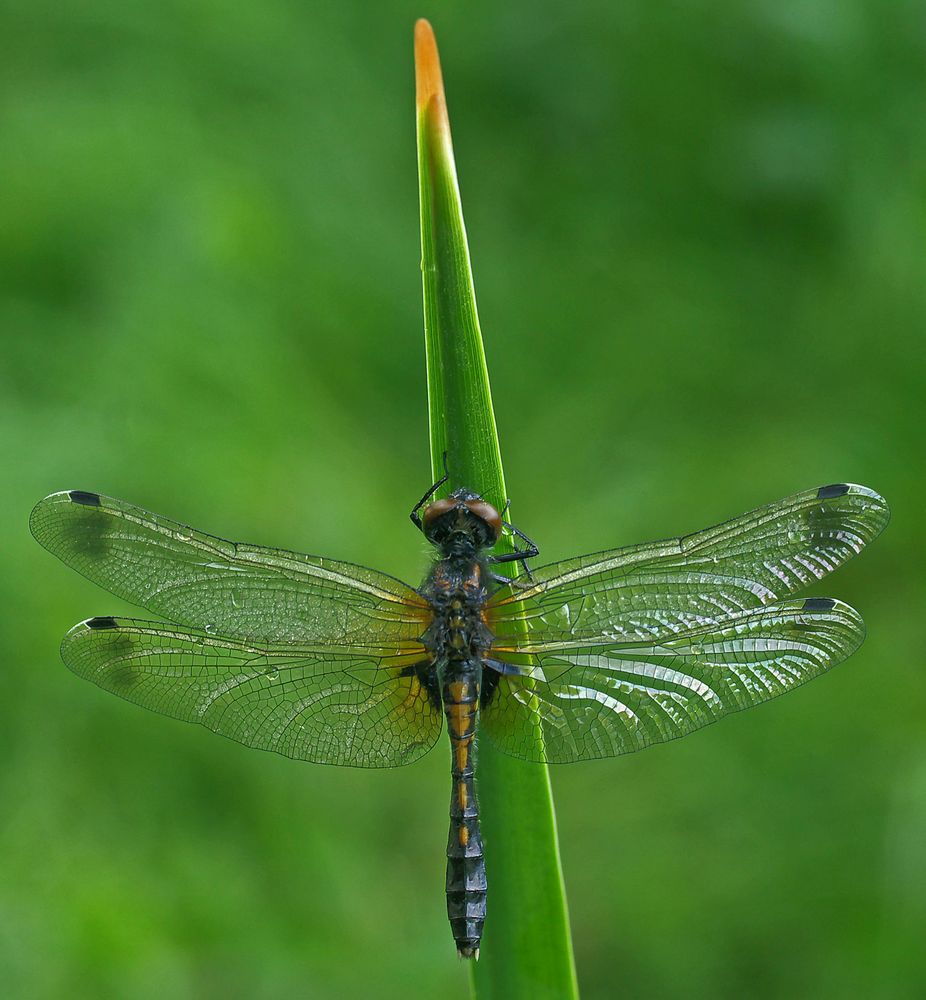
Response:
414,18,449,133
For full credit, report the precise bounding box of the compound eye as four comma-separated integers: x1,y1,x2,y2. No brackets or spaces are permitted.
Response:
422,497,457,528
464,500,502,540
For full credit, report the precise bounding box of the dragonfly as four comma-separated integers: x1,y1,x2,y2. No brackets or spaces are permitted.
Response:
31,476,888,958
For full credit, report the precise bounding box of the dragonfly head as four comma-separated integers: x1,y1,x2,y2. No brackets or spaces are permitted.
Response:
422,488,502,552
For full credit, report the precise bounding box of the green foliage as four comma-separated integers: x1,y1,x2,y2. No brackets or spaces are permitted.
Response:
415,21,578,998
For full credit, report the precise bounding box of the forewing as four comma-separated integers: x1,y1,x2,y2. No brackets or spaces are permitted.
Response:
62,617,440,767
31,491,430,646
489,484,888,645
481,598,864,763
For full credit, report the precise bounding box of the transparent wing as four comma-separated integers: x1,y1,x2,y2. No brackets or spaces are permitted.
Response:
62,617,440,767
31,491,430,647
481,598,864,763
489,484,888,645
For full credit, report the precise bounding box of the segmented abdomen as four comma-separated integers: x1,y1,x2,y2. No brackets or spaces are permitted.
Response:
442,664,485,959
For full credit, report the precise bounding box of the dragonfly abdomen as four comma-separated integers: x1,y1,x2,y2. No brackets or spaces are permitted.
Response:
442,662,485,959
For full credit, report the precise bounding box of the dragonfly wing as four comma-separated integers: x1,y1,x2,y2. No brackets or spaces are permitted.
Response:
481,598,864,763
31,491,430,646
489,484,888,645
62,617,440,767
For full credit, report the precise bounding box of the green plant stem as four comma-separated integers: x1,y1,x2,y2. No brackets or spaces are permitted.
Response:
414,20,579,999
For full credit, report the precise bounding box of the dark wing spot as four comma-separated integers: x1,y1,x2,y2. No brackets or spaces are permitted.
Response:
817,484,850,499
802,598,836,611
69,490,102,506
60,498,111,559
86,616,119,629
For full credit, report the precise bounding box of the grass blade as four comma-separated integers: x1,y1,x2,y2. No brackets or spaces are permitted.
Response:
414,20,579,999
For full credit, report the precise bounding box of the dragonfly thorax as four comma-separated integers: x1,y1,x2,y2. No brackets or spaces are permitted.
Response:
421,559,493,667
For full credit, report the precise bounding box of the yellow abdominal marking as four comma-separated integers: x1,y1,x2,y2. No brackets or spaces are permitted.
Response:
447,681,475,771
457,780,468,811
446,701,469,737
459,824,469,847
446,683,472,735
454,737,472,773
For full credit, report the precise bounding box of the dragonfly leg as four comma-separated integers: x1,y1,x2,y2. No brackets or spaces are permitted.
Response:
488,570,533,589
502,518,539,559
410,452,450,531
490,516,539,580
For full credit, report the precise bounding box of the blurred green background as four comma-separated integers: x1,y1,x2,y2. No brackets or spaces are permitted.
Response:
1,1,923,997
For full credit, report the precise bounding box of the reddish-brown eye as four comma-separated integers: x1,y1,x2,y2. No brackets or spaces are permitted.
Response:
464,500,502,540
422,497,457,527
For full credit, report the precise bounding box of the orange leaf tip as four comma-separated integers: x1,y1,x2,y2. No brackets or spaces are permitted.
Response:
414,18,449,135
